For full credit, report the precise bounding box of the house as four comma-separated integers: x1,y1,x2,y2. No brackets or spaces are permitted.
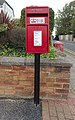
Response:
0,0,14,19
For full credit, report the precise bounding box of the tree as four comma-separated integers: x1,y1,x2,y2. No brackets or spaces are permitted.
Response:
20,7,54,33
70,1,75,37
20,8,25,27
55,0,75,36
55,10,64,35
71,18,75,37
49,8,54,34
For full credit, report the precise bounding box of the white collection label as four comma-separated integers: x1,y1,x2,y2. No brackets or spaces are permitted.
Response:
30,17,45,24
34,31,42,46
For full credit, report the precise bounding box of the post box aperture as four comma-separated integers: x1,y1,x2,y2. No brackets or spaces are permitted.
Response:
26,6,50,54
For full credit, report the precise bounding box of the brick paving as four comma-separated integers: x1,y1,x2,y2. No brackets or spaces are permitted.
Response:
42,95,75,120
42,52,75,120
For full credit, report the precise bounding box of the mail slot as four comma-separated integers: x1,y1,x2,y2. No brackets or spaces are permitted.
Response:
26,6,50,53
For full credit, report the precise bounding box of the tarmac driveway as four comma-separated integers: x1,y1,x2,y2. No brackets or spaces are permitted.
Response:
0,98,42,120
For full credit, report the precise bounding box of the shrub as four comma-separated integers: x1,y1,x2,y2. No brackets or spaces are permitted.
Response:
0,44,26,57
0,28,25,49
0,30,8,45
41,47,56,59
0,43,56,59
0,10,14,32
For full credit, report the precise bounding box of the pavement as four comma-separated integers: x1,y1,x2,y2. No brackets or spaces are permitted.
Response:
65,50,75,92
42,50,75,120
42,97,75,120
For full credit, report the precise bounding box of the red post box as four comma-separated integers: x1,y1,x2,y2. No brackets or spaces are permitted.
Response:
53,41,64,52
26,6,50,54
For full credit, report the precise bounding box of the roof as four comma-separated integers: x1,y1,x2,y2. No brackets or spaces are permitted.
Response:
0,0,5,5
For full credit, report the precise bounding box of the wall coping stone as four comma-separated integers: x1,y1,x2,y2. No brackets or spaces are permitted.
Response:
0,57,72,68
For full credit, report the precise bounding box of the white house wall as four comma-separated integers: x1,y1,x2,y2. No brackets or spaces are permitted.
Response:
0,5,3,13
59,35,73,41
3,2,14,19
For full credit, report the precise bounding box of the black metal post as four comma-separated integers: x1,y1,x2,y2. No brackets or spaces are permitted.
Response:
34,54,40,106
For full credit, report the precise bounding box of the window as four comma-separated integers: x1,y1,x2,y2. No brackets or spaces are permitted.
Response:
0,5,3,8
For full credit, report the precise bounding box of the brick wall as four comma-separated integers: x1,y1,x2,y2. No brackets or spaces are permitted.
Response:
0,57,72,99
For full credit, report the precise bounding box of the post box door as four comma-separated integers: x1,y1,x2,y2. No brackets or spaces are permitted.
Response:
26,26,48,53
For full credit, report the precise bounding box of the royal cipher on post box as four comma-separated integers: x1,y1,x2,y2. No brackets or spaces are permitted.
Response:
26,6,50,54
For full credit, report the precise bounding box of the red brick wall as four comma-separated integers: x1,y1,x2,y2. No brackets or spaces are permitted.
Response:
0,63,71,99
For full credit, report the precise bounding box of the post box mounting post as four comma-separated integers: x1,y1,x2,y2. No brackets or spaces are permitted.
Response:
34,54,40,106
26,6,50,106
